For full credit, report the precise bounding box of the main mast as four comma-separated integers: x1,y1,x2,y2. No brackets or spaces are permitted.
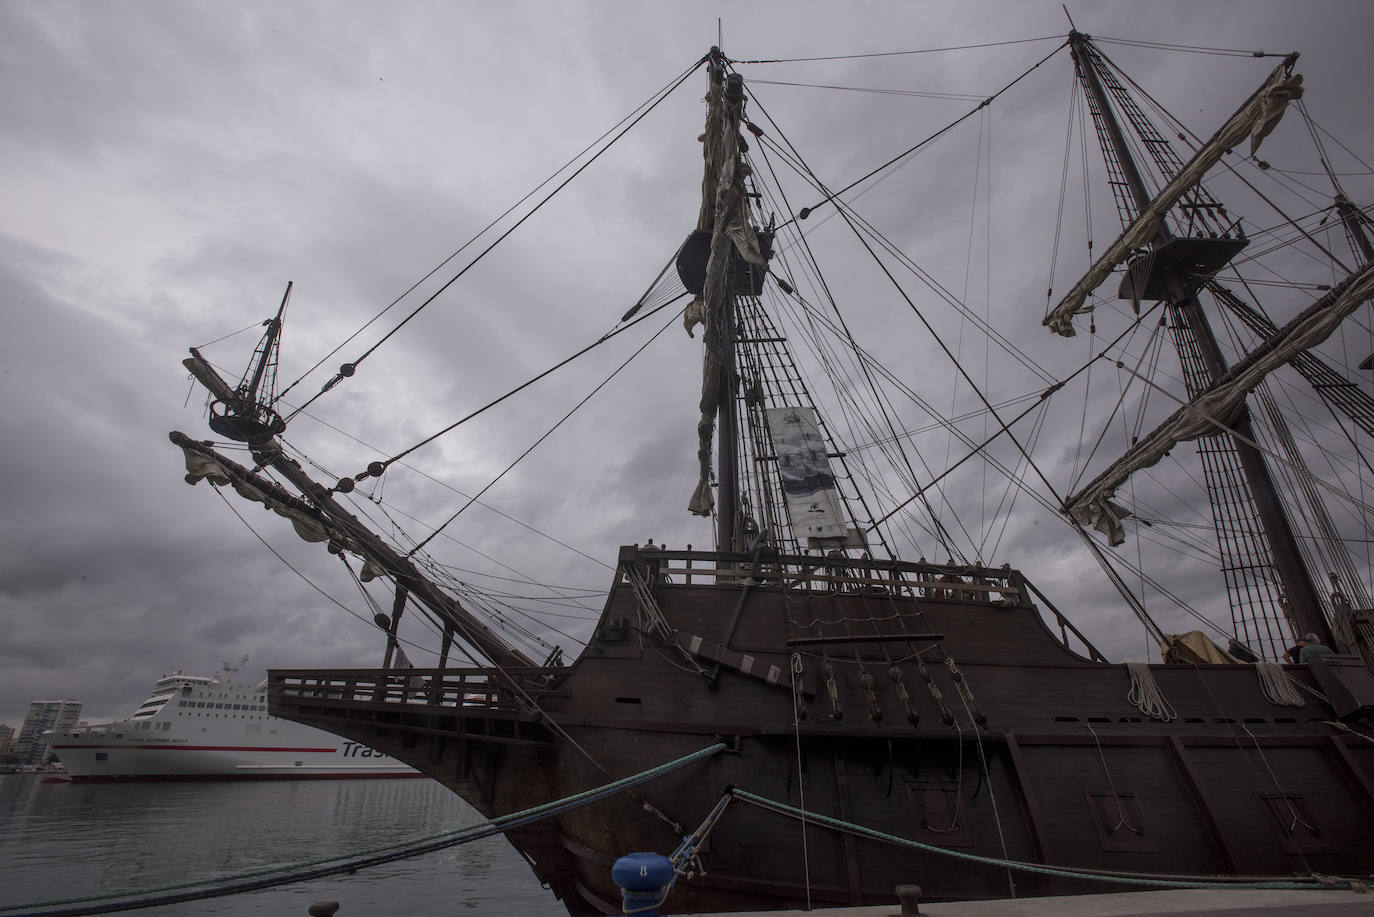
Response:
1067,32,1331,646
684,47,767,552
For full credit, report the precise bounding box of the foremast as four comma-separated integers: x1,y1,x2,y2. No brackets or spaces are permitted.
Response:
176,351,535,673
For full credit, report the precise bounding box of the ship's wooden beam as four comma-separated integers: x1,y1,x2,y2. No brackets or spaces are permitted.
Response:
1063,260,1374,545
170,432,536,671
1046,45,1302,336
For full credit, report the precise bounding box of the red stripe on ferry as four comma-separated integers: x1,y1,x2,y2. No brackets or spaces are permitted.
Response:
49,744,337,753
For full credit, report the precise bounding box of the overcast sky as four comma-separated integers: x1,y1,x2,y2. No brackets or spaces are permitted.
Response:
3,0,1373,729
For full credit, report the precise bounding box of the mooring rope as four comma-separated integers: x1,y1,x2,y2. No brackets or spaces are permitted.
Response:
2,743,727,917
727,787,1366,892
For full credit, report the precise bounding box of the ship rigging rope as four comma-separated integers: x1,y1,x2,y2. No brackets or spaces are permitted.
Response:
1081,719,1145,837
747,129,977,559
748,138,965,558
747,81,1059,388
725,788,1367,892
1092,35,1295,59
0,744,728,917
820,173,1081,541
1094,43,1355,278
278,54,708,418
784,40,1068,229
744,77,985,102
747,132,1033,563
761,267,1221,640
1068,317,1167,495
1112,359,1374,519
265,445,567,658
405,300,684,556
350,291,688,484
198,346,618,579
211,487,484,665
194,443,682,818
730,34,1063,65
1186,667,1321,872
210,447,570,665
762,247,1219,641
946,660,1017,897
1046,70,1081,320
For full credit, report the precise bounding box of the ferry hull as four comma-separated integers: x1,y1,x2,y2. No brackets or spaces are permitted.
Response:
53,740,420,782
50,668,418,782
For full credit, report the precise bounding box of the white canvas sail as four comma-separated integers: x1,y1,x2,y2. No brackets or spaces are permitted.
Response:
1043,60,1303,337
766,406,848,540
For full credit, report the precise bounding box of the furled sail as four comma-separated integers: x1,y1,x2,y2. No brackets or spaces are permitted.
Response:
687,55,766,517
1043,58,1303,337
1065,260,1374,543
173,431,536,669
177,437,332,544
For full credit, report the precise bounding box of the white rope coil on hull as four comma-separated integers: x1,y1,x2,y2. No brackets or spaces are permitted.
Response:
1126,661,1178,721
1256,660,1306,707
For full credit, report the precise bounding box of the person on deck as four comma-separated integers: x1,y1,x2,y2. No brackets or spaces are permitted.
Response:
1284,633,1333,664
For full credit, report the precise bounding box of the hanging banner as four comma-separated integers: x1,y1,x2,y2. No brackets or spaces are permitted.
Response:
766,406,848,541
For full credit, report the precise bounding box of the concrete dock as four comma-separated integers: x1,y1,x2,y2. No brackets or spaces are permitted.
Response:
687,887,1374,915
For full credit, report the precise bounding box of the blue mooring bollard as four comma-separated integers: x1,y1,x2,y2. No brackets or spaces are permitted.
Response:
611,852,674,916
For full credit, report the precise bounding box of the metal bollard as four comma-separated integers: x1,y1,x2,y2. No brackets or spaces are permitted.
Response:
612,852,675,917
307,903,340,917
894,884,922,916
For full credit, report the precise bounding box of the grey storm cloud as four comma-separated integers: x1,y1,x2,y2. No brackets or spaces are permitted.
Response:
2,0,1373,727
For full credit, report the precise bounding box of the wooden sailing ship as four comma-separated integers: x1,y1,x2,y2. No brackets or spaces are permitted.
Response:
173,29,1374,914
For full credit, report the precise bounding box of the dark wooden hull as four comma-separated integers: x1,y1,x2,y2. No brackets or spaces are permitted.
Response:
271,549,1374,914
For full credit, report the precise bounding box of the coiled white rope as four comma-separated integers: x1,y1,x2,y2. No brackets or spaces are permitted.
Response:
1256,660,1306,706
1126,661,1177,721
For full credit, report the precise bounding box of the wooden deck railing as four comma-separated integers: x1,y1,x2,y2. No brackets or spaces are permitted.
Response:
621,545,1025,601
270,666,566,712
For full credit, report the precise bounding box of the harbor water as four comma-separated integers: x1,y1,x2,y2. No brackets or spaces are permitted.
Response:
0,774,566,915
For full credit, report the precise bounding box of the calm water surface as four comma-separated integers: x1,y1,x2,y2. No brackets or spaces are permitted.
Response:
0,774,566,915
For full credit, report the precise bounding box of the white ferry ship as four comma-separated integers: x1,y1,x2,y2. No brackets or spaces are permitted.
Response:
49,664,418,781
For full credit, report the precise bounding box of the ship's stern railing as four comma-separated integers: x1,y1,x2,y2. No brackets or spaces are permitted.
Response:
615,545,1108,663
617,544,1026,603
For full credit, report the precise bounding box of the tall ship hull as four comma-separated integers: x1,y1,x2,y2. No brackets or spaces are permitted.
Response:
170,23,1374,917
50,668,418,782
266,548,1374,913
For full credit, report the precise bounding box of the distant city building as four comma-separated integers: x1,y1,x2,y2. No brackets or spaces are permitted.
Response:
14,700,82,767
0,723,13,756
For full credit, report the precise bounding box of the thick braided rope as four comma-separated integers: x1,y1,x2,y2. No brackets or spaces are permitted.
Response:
729,787,1360,891
4,743,727,917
